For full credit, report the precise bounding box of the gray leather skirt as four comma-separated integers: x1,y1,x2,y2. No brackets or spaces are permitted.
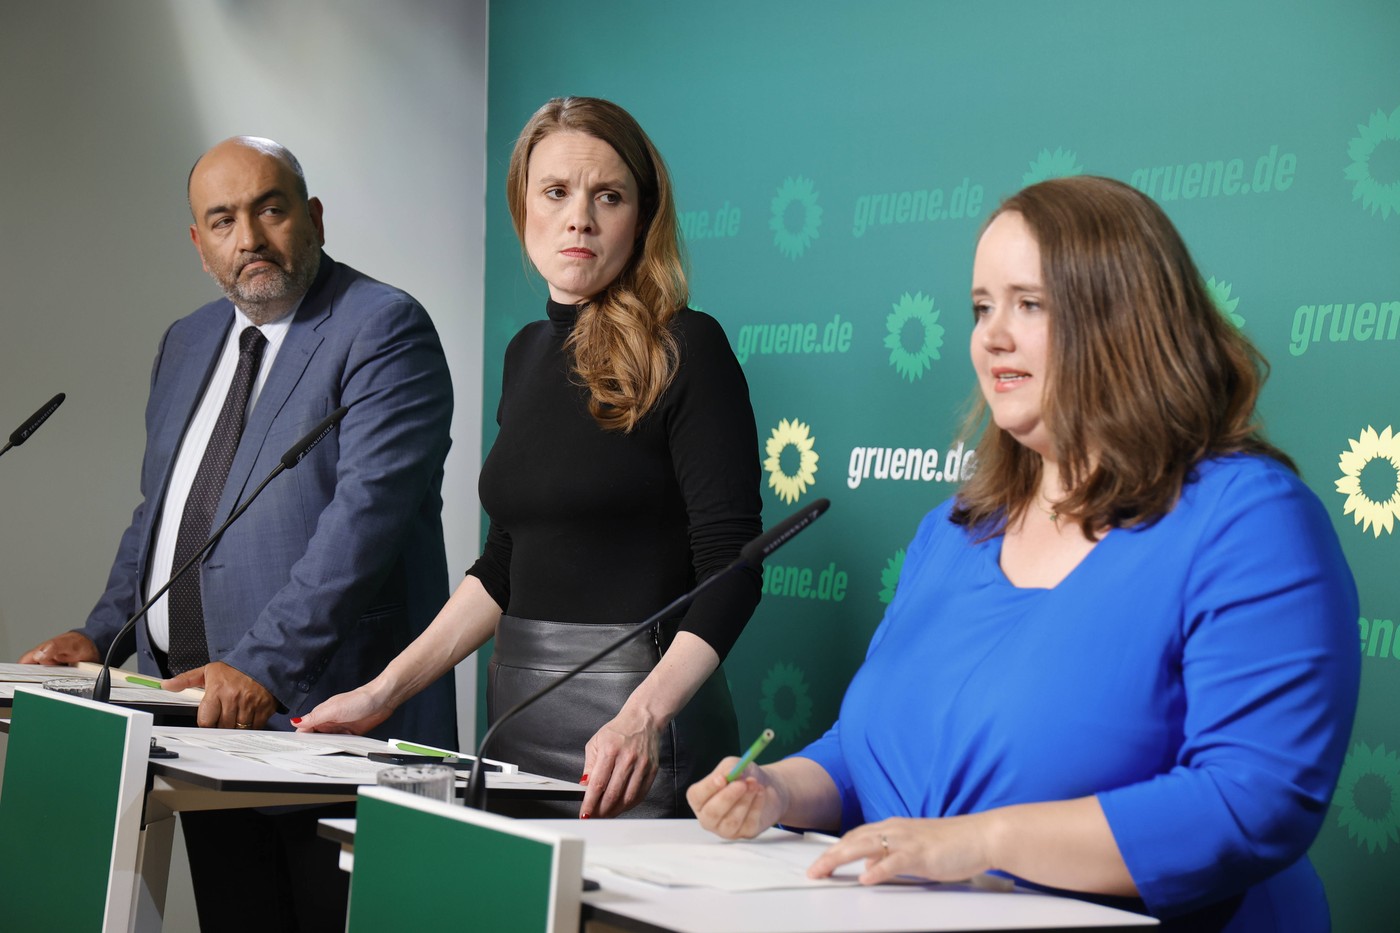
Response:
487,614,738,818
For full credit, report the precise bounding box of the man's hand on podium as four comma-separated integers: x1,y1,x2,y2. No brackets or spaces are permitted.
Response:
166,661,277,729
18,631,99,665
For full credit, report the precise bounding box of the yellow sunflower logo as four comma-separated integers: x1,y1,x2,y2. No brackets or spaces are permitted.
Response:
1336,425,1400,537
1334,741,1400,853
764,418,819,504
878,548,906,605
1022,147,1084,185
1205,277,1245,329
759,660,815,745
1345,105,1400,219
769,176,823,260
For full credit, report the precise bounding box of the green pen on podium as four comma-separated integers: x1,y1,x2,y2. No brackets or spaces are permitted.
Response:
392,739,460,758
726,728,775,782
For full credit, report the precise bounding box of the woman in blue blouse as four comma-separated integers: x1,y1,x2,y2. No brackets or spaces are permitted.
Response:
688,176,1360,930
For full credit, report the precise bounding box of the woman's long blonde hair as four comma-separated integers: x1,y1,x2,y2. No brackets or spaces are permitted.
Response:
506,97,687,432
952,176,1292,538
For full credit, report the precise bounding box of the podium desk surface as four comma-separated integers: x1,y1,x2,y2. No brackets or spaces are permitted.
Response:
0,687,199,718
2,718,584,805
147,726,584,802
320,817,1158,932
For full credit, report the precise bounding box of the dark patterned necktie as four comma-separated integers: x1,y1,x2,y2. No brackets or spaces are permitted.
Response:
167,326,267,674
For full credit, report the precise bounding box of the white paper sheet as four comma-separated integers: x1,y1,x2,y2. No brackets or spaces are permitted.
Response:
587,829,862,891
236,751,393,780
0,682,202,706
161,731,375,756
0,662,90,682
107,685,202,706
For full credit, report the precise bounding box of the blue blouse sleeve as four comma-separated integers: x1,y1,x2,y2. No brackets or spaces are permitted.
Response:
1096,460,1360,916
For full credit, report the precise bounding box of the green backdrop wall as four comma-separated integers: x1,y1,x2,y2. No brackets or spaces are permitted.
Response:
483,1,1399,926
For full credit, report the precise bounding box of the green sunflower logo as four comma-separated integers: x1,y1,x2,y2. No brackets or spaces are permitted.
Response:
764,418,819,505
1205,277,1245,329
1336,425,1400,537
1022,147,1084,186
877,548,906,605
759,660,815,745
1334,741,1400,853
884,292,945,382
1345,105,1400,219
769,176,823,260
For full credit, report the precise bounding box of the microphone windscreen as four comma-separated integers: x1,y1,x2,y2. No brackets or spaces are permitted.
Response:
740,498,830,567
9,392,65,447
280,406,349,469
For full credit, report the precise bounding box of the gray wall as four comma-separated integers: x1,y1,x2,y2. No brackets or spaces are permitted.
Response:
0,1,487,925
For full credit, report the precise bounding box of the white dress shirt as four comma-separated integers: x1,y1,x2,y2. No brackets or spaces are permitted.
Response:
144,306,293,651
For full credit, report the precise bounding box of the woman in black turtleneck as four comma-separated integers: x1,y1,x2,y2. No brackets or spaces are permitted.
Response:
298,96,762,819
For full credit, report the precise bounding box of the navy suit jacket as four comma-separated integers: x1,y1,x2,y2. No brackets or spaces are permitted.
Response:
79,254,456,746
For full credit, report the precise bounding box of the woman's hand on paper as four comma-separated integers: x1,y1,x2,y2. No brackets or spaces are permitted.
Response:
294,685,393,735
806,814,994,885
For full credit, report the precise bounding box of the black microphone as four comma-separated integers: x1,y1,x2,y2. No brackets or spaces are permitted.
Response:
465,497,831,810
87,406,349,704
739,497,830,566
0,392,66,458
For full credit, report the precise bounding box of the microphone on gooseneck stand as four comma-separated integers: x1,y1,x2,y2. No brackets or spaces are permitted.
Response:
465,497,831,811
85,406,349,704
0,392,66,459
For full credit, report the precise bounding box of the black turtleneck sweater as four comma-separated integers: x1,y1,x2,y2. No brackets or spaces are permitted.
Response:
467,301,763,659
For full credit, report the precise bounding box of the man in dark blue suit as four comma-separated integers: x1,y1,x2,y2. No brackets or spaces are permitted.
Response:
22,136,456,931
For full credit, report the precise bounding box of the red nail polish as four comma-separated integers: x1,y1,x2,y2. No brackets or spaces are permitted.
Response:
580,773,589,784
291,717,302,724
580,812,590,820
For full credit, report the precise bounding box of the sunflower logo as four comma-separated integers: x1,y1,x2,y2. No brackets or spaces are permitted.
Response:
764,418,820,504
877,548,906,605
769,176,823,260
1345,105,1400,219
884,292,946,382
1336,425,1400,537
1205,277,1245,329
1022,147,1084,186
759,660,815,745
1334,741,1400,853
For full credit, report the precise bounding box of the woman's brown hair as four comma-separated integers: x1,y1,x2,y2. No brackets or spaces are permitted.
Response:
506,97,687,432
952,175,1293,538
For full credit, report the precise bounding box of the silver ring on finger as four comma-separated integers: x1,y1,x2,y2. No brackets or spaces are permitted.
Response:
880,833,890,857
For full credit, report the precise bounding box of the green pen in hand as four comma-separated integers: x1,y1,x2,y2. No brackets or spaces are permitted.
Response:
725,728,775,782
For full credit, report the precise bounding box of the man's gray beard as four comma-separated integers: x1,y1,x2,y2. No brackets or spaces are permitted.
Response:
220,247,321,325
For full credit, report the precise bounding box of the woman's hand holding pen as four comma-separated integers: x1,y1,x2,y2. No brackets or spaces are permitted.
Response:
686,757,790,839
